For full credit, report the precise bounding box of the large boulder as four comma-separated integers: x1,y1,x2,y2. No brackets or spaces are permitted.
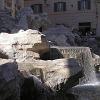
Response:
18,47,94,92
0,29,49,61
18,58,82,91
0,59,20,100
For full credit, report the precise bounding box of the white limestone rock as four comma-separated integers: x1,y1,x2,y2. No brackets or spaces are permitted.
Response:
18,58,82,90
0,29,49,60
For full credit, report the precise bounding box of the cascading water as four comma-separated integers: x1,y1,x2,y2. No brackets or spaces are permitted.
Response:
79,48,97,84
50,46,100,100
51,46,98,84
70,48,100,100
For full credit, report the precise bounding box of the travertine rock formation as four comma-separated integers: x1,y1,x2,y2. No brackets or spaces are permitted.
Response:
18,58,82,90
18,47,95,90
0,29,49,61
0,29,96,100
0,59,20,100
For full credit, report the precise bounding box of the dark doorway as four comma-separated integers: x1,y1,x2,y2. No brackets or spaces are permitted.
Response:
79,22,91,36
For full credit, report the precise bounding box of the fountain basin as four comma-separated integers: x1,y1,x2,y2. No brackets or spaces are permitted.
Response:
70,82,100,100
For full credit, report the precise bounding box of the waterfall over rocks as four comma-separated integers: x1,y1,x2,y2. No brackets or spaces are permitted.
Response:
0,29,99,100
79,48,97,84
50,46,97,84
67,48,100,100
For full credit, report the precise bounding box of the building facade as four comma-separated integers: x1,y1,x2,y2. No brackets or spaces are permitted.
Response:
1,0,100,35
24,0,99,35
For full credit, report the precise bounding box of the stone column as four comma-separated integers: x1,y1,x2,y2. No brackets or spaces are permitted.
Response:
0,0,5,9
95,1,100,36
20,0,24,8
12,0,16,17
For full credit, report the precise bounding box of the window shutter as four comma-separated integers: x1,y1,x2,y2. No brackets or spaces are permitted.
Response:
78,1,81,10
54,3,57,12
63,2,66,11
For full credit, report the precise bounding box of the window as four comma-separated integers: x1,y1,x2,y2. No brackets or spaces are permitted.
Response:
31,4,43,14
78,0,91,10
54,2,66,12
